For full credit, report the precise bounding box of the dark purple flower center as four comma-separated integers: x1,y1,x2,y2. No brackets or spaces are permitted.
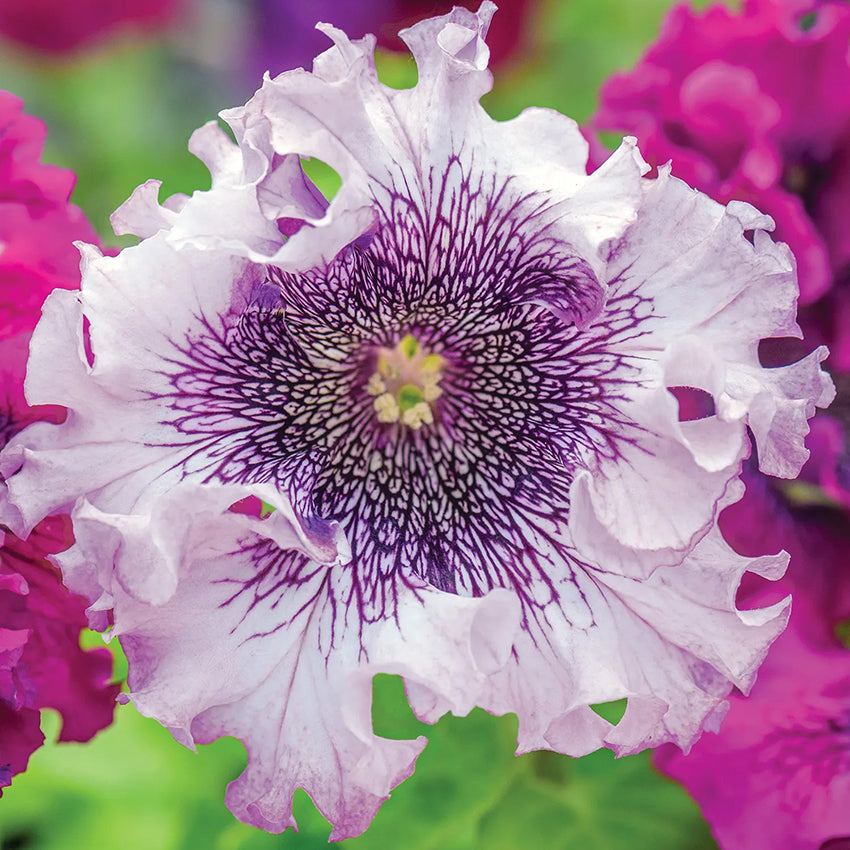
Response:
159,171,642,623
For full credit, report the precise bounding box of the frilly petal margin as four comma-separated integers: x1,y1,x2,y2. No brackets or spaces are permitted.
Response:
53,480,520,837
111,2,639,297
429,468,791,760
570,167,833,573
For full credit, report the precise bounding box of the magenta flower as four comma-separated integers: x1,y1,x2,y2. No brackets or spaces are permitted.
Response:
593,0,850,368
0,93,99,337
0,5,832,837
655,474,850,850
0,94,118,793
0,0,179,54
1,337,119,794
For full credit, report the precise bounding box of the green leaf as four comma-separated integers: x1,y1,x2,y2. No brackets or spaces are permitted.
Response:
0,703,246,850
344,675,523,850
478,748,718,850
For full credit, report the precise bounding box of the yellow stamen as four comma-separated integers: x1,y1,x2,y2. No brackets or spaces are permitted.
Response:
421,353,443,375
374,392,400,423
422,382,442,402
401,402,433,429
366,373,386,397
366,334,445,428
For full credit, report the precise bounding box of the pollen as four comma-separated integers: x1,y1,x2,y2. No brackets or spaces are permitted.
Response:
366,373,387,396
366,334,445,429
401,402,433,429
374,392,401,423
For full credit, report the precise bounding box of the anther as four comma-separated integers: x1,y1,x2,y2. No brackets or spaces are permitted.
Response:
374,392,400,423
366,374,386,397
401,402,433,429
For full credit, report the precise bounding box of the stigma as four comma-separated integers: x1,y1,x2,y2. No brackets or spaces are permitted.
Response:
366,334,444,429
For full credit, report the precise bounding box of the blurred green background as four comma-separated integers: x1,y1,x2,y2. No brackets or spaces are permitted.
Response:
0,0,727,847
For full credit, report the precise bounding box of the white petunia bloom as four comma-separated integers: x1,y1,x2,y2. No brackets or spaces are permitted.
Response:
0,3,833,838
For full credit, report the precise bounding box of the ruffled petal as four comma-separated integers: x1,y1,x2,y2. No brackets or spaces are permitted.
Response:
471,518,789,758
591,0,850,361
54,478,519,837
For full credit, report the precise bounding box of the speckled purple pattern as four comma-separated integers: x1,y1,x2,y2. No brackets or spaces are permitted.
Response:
155,168,639,631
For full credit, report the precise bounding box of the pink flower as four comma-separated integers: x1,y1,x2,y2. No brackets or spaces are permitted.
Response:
0,94,118,793
0,502,119,794
0,93,99,337
655,473,850,849
0,0,179,54
592,0,850,368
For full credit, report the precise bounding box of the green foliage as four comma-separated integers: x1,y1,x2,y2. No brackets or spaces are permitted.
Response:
350,675,521,850
0,672,719,850
478,749,718,850
0,703,247,850
354,677,718,850
301,158,342,202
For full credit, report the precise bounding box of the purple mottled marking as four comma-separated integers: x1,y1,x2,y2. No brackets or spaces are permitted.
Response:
155,160,650,633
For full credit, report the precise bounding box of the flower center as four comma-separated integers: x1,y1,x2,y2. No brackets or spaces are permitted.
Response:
365,333,444,429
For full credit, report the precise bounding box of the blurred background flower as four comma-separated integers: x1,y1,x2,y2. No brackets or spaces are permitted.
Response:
0,92,119,798
656,469,850,850
0,0,181,56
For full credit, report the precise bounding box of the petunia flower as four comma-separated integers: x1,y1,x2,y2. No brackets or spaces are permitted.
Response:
591,0,850,368
0,92,100,337
0,0,179,55
0,92,119,793
655,471,850,850
0,4,833,837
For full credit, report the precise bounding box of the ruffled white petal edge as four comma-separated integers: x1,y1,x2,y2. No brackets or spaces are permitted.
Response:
571,166,833,572
53,479,520,837
454,506,790,759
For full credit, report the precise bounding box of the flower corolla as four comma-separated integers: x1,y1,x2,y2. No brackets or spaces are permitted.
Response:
0,4,834,837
